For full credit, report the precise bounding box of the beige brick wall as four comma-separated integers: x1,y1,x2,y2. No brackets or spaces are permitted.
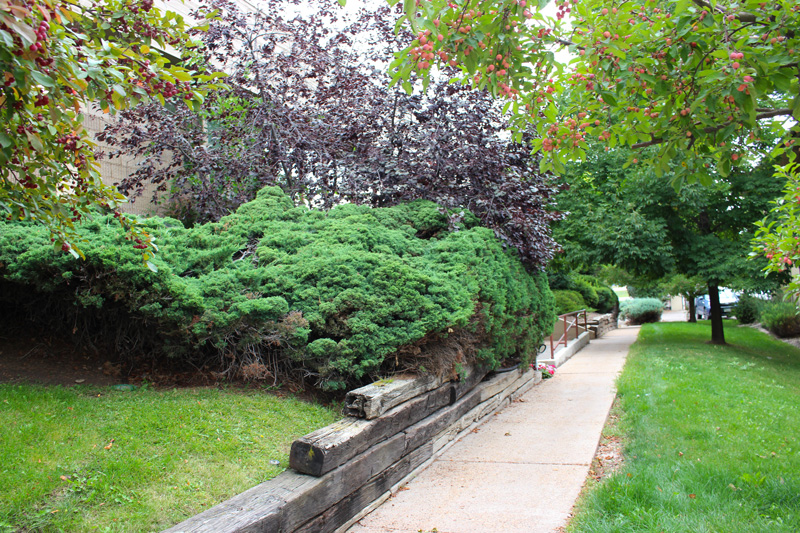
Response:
85,0,265,216
85,110,165,216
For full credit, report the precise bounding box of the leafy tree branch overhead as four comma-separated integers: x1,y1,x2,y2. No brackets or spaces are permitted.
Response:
0,0,225,266
381,0,798,184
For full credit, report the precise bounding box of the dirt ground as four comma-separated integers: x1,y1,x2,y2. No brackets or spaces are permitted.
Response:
0,331,121,387
0,323,329,401
0,329,224,389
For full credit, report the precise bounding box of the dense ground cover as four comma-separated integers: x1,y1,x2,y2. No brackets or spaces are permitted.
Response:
0,384,338,532
0,187,555,391
569,322,800,532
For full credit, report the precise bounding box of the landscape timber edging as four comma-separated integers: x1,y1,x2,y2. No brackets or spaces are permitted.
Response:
290,365,490,477
163,366,542,533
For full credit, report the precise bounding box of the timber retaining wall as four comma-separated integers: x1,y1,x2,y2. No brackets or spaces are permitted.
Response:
165,365,543,533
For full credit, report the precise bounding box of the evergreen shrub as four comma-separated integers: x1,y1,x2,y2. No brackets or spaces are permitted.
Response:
759,301,800,338
553,290,586,315
733,295,761,325
0,187,556,391
571,276,599,308
620,298,664,325
547,271,618,314
594,286,618,314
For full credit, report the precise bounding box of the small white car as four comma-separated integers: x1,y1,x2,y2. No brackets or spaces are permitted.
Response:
695,288,739,320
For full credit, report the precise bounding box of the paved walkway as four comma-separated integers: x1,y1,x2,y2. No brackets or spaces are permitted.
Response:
347,326,640,533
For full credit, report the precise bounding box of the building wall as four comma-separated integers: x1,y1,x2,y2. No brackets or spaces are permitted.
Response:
87,0,265,216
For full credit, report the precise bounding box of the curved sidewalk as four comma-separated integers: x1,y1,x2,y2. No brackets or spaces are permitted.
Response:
347,326,640,533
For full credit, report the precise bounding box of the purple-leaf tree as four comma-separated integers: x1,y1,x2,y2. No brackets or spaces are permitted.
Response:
100,0,561,268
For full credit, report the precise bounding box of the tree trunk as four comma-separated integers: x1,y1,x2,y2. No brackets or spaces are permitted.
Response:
688,296,697,323
708,282,726,344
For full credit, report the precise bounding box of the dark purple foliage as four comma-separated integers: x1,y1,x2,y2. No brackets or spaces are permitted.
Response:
97,0,561,268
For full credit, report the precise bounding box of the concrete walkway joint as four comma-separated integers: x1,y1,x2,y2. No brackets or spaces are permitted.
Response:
346,326,640,533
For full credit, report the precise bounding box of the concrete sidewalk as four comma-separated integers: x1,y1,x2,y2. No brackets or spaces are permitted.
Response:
347,326,640,533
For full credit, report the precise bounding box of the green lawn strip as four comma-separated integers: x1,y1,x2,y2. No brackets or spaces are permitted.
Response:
612,287,630,299
569,321,800,532
0,385,338,532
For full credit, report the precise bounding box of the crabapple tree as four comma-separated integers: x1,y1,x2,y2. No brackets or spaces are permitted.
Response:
387,0,799,182
0,0,223,266
380,0,800,291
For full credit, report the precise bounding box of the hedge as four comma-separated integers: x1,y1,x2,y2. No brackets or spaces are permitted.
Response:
548,271,618,314
553,290,586,315
759,301,800,338
0,187,556,391
619,298,664,325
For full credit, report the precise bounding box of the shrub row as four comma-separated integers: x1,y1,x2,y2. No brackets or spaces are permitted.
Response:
759,302,800,337
620,298,664,325
0,187,556,391
548,271,618,315
737,296,800,338
733,293,800,338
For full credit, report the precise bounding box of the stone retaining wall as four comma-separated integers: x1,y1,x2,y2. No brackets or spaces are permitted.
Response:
588,312,617,339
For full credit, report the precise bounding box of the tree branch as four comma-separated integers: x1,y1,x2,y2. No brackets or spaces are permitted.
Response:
631,108,794,149
689,0,757,23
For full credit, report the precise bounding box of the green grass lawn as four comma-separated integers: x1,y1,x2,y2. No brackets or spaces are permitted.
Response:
0,384,338,532
569,321,800,532
612,286,630,300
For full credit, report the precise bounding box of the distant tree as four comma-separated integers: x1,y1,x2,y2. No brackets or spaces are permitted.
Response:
100,0,561,268
0,0,223,265
555,145,786,343
660,273,706,323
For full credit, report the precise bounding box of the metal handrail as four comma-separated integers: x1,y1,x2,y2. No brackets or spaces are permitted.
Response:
549,309,588,355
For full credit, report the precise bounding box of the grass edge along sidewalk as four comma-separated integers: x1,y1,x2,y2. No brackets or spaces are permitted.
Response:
568,321,800,532
0,385,338,532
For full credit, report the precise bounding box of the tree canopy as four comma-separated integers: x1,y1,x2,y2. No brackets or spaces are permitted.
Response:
387,0,798,183
555,144,786,342
0,0,223,266
100,0,560,268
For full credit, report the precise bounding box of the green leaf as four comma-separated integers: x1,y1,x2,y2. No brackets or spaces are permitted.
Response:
0,29,14,48
403,0,418,32
792,95,800,121
337,0,346,5
30,71,55,88
720,157,732,177
394,14,407,35
106,68,125,82
172,70,193,82
599,91,617,107
464,52,477,74
7,19,36,46
0,132,12,148
25,131,44,152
